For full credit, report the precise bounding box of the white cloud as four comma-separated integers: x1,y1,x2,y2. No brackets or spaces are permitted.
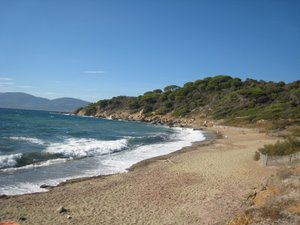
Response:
0,77,13,81
15,85,32,89
0,77,32,89
83,70,105,74
0,82,15,85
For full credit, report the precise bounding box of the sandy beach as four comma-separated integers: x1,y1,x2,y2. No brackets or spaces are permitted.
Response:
0,126,279,225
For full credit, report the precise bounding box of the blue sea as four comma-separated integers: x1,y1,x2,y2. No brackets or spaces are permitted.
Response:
0,108,205,195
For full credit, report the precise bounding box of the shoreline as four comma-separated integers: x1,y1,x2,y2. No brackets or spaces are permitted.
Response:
0,122,280,224
52,120,219,189
31,129,216,194
128,129,217,172
0,120,214,197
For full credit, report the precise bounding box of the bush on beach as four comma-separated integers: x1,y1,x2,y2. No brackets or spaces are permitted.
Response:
258,137,300,156
253,151,261,161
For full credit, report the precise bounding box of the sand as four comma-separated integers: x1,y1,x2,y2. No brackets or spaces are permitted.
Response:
0,126,279,225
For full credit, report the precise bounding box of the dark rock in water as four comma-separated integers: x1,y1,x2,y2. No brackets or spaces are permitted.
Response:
193,128,203,130
167,122,174,127
40,184,54,189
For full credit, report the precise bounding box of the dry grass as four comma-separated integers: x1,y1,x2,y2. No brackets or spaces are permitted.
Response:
229,166,300,225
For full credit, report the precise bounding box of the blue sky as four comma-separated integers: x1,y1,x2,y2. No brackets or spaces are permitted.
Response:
0,0,299,102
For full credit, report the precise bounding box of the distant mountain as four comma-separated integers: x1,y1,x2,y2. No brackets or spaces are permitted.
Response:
0,92,90,112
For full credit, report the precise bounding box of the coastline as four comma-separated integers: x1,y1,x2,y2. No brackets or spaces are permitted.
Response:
0,116,207,196
36,129,216,191
127,129,217,172
0,124,215,195
0,123,280,225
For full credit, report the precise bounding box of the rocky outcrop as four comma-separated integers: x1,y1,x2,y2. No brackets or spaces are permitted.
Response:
76,108,217,128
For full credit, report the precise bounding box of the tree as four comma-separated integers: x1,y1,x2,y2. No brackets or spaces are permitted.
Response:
183,82,194,88
230,78,242,89
153,89,163,94
97,99,109,108
164,85,180,92
128,99,140,109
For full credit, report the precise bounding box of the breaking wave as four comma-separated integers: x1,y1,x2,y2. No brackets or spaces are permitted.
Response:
9,136,45,145
45,138,129,158
0,153,22,169
0,138,129,170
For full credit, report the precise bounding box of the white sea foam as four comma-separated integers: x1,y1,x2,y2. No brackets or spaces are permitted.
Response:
0,182,49,195
0,153,22,169
1,158,69,172
99,128,205,174
45,138,128,158
0,178,68,195
9,136,45,145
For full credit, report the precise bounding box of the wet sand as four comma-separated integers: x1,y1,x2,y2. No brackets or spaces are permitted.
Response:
0,126,279,225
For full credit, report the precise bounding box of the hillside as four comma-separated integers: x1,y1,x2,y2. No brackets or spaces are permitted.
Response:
0,92,90,112
76,75,300,127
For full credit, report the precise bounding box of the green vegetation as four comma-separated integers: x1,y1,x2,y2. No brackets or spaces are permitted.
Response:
78,75,300,124
253,151,261,161
258,138,300,156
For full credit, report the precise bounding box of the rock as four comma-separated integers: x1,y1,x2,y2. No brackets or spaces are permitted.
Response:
18,217,26,221
243,190,257,201
193,128,203,130
0,194,8,199
40,184,53,189
57,206,68,214
258,184,267,191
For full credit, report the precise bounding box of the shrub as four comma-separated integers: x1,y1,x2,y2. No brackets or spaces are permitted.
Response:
84,103,97,115
143,105,153,114
98,99,109,108
259,137,300,156
164,101,173,109
253,151,261,161
238,87,265,97
128,99,140,109
172,106,190,117
155,108,170,115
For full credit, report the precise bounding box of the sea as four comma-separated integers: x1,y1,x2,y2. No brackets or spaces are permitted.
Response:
0,108,205,195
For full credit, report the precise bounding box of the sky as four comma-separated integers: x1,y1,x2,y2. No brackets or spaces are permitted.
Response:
0,0,299,102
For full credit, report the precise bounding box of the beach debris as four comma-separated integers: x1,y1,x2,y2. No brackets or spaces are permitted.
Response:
18,217,26,222
159,159,176,165
57,206,68,214
0,221,20,225
245,190,257,201
166,159,176,165
240,189,258,206
66,215,72,219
